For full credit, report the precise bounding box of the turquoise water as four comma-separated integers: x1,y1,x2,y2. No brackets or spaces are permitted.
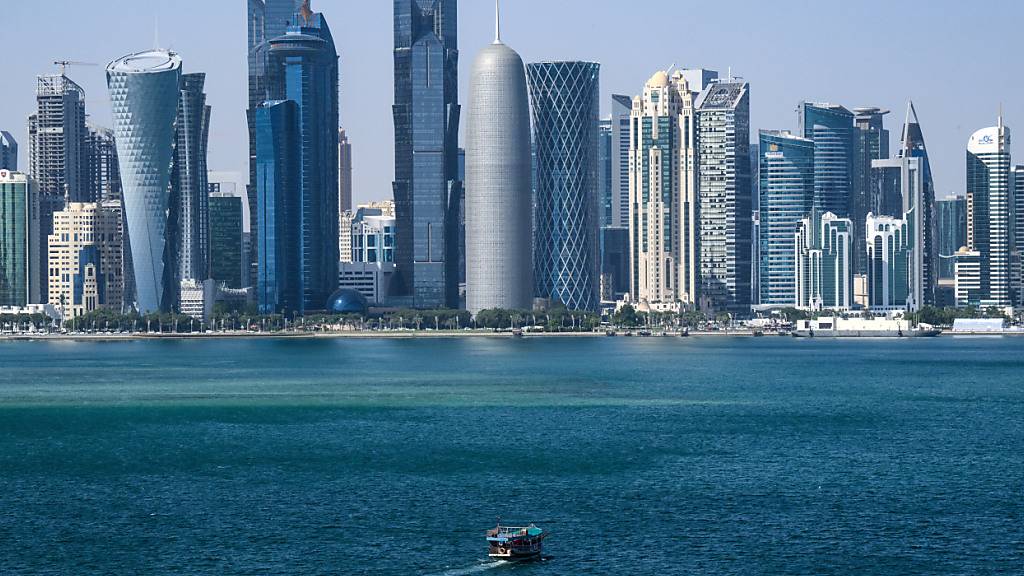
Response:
0,336,1022,574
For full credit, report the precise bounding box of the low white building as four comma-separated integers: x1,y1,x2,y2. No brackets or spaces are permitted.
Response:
338,262,396,305
179,279,217,321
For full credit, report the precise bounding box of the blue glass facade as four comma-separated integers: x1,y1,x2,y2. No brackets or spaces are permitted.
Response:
258,12,340,314
936,197,966,279
256,100,300,313
799,103,854,218
527,62,601,312
393,0,461,309
759,130,815,306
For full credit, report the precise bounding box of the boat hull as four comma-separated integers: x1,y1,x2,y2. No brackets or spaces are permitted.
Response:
793,329,941,338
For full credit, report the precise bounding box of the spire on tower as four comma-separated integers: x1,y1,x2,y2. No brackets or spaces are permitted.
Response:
494,0,502,44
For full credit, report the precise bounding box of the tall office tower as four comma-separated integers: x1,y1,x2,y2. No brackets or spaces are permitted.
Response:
628,70,701,311
795,211,853,311
598,118,612,228
866,213,911,311
851,107,890,275
936,196,968,279
393,0,462,309
758,131,815,306
697,81,752,315
0,132,16,170
256,8,340,314
47,201,124,318
609,94,633,229
870,103,937,311
247,0,305,287
1014,166,1024,304
0,171,40,306
954,247,983,307
209,189,244,289
799,102,854,217
28,74,87,200
338,128,352,214
171,73,212,307
107,50,182,313
465,5,533,314
83,124,121,203
256,100,300,313
527,61,601,312
966,117,1012,307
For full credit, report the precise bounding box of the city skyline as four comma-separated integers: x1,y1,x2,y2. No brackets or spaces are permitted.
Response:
0,0,1019,211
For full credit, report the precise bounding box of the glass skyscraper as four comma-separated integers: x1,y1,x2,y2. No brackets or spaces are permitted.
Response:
28,74,86,200
0,132,16,171
171,73,212,302
257,10,340,314
393,0,462,309
936,196,967,279
248,0,304,288
697,81,752,315
0,171,40,307
527,61,601,312
966,119,1012,307
83,124,121,204
598,118,612,229
209,192,244,289
799,103,854,217
107,50,182,313
851,107,890,276
758,130,815,307
256,100,300,313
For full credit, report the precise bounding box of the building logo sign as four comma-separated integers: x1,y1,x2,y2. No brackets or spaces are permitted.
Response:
978,135,994,145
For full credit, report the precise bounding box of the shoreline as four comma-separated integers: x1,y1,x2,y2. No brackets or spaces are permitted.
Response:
1,329,1022,342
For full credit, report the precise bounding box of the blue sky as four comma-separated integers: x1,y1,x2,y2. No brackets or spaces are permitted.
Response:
1,0,1019,204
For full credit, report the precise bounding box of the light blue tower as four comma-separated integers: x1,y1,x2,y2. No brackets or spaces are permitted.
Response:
799,102,854,217
106,50,182,313
527,61,601,311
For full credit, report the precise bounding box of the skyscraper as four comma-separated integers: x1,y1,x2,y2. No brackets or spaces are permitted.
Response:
83,124,121,203
758,130,815,307
393,0,462,309
966,117,1012,307
698,80,752,315
628,70,702,311
465,4,533,314
866,213,911,311
0,171,40,307
338,128,352,214
937,197,967,279
799,102,854,217
0,132,16,171
248,0,305,287
208,190,244,289
527,61,601,312
256,100,300,313
107,50,182,313
851,107,890,275
28,74,86,200
47,201,124,318
609,94,632,229
171,73,212,305
598,118,612,228
257,8,340,314
1014,166,1024,305
795,211,853,311
870,103,937,310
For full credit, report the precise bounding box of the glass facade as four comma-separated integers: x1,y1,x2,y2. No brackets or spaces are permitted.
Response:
28,74,87,200
256,100,300,313
0,132,16,171
172,73,212,296
799,103,854,217
598,118,612,228
795,211,853,311
263,14,340,314
527,61,601,312
209,194,244,289
967,123,1012,307
393,0,461,309
83,125,121,204
936,197,967,279
106,50,182,313
758,131,815,306
697,81,752,315
851,108,890,276
0,172,38,307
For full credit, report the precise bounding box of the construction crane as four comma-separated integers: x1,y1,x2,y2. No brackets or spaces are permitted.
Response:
54,61,97,76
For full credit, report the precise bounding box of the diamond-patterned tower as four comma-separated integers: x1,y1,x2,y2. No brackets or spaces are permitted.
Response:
527,61,601,311
106,50,182,313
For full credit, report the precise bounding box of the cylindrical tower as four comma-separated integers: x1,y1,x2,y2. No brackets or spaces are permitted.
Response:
465,25,533,314
106,50,182,313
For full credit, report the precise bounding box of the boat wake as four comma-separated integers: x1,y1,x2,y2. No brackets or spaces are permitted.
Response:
431,560,511,576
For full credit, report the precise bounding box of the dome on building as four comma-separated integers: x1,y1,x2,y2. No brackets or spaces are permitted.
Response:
648,70,669,88
327,288,368,314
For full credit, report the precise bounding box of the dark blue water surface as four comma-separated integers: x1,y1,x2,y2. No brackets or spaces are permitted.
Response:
0,336,1022,575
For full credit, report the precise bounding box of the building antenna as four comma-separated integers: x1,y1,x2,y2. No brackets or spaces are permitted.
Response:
494,0,501,44
998,102,1004,130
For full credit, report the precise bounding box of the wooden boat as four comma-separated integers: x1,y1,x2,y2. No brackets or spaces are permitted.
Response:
486,523,547,560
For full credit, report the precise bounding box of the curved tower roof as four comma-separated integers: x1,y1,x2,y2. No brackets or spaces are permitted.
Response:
465,5,533,314
107,49,182,313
